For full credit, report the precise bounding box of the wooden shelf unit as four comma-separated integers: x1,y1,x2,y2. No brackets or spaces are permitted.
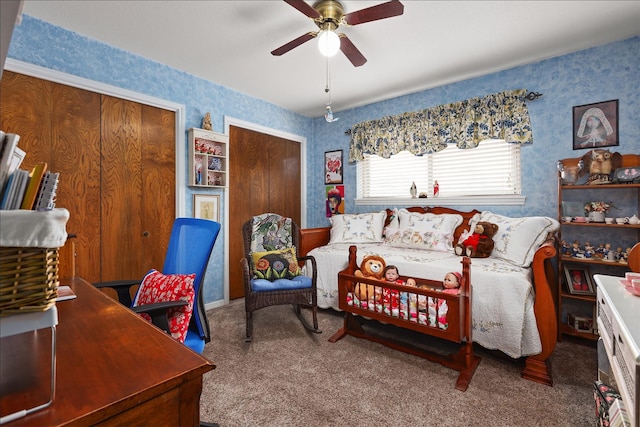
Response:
556,153,640,341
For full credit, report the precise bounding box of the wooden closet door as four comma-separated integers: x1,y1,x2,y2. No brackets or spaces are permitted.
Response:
52,81,101,280
100,96,175,281
0,72,101,281
268,134,301,222
0,71,174,283
139,104,176,269
228,126,270,300
228,126,301,299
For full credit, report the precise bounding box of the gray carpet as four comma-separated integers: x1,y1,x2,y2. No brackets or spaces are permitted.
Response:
200,299,597,426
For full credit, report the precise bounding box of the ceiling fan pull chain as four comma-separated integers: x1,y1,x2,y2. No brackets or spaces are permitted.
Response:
324,56,339,123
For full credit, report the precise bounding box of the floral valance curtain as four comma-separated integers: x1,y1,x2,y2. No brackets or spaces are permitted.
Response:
347,89,533,162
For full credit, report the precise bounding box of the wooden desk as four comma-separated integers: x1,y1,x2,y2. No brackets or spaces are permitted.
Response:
0,277,214,426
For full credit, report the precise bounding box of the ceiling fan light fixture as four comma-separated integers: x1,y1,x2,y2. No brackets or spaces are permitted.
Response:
318,30,340,57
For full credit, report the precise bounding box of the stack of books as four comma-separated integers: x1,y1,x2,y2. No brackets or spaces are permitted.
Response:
0,131,60,211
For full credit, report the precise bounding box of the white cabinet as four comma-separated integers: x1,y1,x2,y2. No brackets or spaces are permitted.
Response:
188,128,228,188
595,274,639,427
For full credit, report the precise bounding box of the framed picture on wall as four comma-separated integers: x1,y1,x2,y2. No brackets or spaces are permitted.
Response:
572,99,618,150
193,194,219,221
563,265,594,296
325,185,344,217
324,150,343,184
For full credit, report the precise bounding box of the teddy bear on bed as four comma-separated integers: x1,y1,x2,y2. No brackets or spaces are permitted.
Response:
454,221,498,258
354,255,386,308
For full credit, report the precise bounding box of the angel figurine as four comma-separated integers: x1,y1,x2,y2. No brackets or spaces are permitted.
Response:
201,112,213,130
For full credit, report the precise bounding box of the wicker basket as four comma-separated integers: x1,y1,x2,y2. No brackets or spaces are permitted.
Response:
0,246,60,316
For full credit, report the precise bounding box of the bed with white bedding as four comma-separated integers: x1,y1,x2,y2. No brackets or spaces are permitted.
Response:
300,206,559,386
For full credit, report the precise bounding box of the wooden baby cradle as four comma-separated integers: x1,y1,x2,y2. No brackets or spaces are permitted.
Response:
329,245,480,391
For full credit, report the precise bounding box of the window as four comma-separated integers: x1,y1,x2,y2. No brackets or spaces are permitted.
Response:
357,139,521,200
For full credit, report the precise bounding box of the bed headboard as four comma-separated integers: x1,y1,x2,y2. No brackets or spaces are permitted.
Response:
384,207,481,243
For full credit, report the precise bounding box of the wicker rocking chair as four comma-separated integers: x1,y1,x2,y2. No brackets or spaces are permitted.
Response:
241,213,321,342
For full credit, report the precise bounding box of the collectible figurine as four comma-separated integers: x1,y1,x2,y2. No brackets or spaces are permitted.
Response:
202,112,213,130
571,240,582,258
584,242,594,258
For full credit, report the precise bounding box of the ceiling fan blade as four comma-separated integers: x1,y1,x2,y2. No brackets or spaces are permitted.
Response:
271,32,317,56
343,0,404,26
339,35,367,67
284,0,321,19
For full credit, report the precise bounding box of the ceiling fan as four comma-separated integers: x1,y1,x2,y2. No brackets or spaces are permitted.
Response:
271,0,404,67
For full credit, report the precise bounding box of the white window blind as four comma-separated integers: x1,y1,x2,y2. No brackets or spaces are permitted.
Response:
357,139,521,198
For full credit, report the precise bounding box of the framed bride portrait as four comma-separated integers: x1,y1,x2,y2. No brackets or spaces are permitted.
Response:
572,99,618,150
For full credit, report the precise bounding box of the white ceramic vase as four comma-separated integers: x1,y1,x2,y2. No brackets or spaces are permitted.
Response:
588,211,605,223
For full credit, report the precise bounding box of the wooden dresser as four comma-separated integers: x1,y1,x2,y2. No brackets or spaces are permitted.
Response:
595,274,639,427
0,277,214,426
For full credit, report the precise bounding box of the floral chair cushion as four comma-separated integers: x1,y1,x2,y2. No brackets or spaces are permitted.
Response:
251,247,302,281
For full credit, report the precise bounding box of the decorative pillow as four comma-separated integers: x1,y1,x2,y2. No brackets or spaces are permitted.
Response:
385,210,462,251
251,247,302,281
467,211,559,267
133,269,195,343
397,210,463,235
328,211,386,244
384,226,453,252
250,213,293,252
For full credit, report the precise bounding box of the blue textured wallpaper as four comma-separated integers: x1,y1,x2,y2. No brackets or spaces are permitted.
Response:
306,36,640,227
8,16,313,304
7,16,639,305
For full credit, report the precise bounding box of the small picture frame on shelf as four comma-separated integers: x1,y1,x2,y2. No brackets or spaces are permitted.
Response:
567,313,593,333
564,265,595,295
193,194,219,221
572,99,618,150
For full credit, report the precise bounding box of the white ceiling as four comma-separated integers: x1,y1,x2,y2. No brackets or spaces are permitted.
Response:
21,1,640,118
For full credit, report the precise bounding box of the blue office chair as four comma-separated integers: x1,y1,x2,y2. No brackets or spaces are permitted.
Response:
94,218,221,354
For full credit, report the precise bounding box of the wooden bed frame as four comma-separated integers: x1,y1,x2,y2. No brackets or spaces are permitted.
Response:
300,206,558,386
330,246,480,391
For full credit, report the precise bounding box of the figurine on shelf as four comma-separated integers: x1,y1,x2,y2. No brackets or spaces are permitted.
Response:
433,180,439,197
410,182,417,198
202,112,213,130
620,247,631,264
571,240,582,258
615,246,624,261
584,242,594,258
594,243,606,259
581,149,622,185
561,240,571,256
